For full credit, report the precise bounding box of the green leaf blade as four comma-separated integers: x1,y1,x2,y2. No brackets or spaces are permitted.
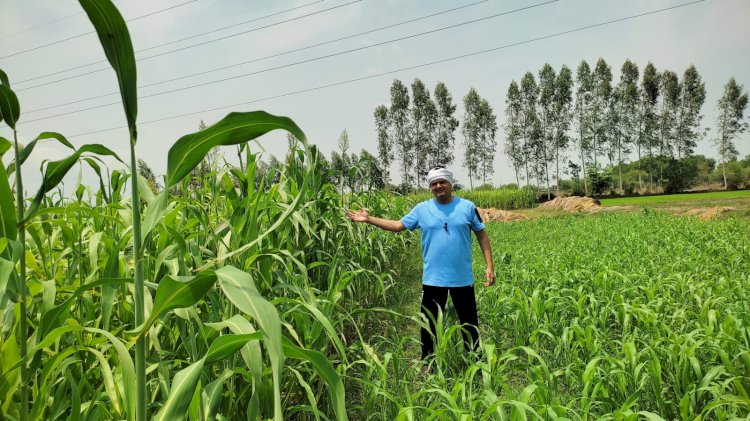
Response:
78,0,137,137
166,111,306,187
0,85,20,130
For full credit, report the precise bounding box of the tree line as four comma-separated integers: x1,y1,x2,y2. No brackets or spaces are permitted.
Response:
373,79,498,190
504,58,749,196
142,64,747,197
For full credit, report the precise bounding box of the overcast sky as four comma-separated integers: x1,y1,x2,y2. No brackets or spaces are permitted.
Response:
1,0,749,191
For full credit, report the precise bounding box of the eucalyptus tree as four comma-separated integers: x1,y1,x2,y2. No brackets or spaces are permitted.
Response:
504,80,524,186
657,70,680,190
637,62,660,191
658,70,681,158
574,60,594,195
373,105,392,184
538,63,556,198
462,88,482,189
520,72,540,187
552,65,574,195
389,79,412,187
675,65,706,159
423,97,438,172
714,77,749,188
615,59,639,193
433,82,459,167
591,58,613,168
411,79,433,183
478,98,498,186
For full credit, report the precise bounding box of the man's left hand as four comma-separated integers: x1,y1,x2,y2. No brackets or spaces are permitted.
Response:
484,267,495,287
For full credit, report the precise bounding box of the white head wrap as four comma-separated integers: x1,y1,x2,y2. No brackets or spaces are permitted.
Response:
426,167,454,186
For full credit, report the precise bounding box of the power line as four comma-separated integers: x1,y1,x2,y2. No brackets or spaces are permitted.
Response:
32,0,704,140
25,0,489,115
22,0,556,124
0,12,81,40
0,0,200,61
14,0,357,88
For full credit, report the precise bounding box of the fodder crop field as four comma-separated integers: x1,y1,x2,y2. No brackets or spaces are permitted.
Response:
472,212,750,419
1,1,749,419
349,211,750,419
599,190,750,206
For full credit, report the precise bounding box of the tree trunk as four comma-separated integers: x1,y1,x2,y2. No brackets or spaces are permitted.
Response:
555,144,560,197
580,130,589,196
636,143,642,193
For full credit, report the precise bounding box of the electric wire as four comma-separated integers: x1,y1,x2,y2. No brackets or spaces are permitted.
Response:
24,0,489,115
22,0,556,124
13,0,358,88
0,12,81,40
23,0,704,140
0,0,200,61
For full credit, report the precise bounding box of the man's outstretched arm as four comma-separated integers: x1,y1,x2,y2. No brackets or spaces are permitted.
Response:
346,208,406,232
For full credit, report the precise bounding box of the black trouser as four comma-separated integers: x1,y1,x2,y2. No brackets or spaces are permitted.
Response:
420,284,479,359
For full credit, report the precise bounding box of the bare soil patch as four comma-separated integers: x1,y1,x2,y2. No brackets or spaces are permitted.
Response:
682,207,735,220
478,208,527,222
538,196,602,213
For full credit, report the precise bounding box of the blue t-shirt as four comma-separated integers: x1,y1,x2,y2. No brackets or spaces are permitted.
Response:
400,197,485,287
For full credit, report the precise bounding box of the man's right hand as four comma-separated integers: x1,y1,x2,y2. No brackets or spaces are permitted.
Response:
346,208,369,223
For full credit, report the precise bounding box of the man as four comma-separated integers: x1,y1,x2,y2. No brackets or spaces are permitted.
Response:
346,167,495,359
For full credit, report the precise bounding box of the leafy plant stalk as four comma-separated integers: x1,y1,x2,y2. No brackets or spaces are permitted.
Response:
13,130,28,421
130,138,146,421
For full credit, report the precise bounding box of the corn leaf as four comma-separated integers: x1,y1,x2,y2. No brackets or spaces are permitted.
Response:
7,132,75,176
78,0,137,137
283,338,348,421
24,144,124,221
217,265,284,420
0,141,16,242
133,271,217,337
166,111,306,187
204,333,261,364
0,85,19,130
153,358,205,421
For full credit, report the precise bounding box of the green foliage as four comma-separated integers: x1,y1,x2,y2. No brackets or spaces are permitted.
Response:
722,160,746,190
660,157,699,193
600,189,750,206
166,111,306,188
0,85,20,130
79,0,137,137
408,187,536,210
586,164,613,195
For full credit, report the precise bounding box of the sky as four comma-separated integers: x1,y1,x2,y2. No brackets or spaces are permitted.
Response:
1,0,749,193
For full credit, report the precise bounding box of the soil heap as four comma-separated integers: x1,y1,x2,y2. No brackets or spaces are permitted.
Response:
538,196,601,213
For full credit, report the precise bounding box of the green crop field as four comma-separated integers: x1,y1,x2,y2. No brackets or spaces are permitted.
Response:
1,2,749,420
343,212,750,419
599,190,750,206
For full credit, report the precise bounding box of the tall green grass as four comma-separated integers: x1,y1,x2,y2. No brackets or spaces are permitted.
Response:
409,187,536,210
348,211,750,419
600,189,750,206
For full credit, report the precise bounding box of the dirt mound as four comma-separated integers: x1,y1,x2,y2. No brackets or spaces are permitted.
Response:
683,207,734,220
538,196,601,213
478,208,527,222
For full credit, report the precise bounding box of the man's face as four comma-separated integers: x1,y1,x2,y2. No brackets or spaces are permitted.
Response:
429,178,452,200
